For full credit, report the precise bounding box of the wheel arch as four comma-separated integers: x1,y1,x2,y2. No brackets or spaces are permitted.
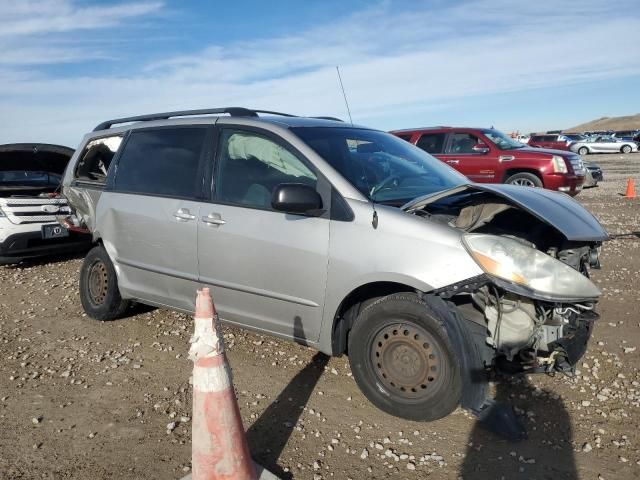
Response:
578,145,591,154
329,281,419,356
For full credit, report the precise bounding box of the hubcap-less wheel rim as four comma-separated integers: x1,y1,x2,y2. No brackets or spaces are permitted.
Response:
88,260,108,305
511,178,536,187
371,323,443,401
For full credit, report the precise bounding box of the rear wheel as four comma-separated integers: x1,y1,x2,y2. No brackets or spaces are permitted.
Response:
505,172,543,188
348,293,462,421
578,147,589,155
79,245,130,320
621,145,632,154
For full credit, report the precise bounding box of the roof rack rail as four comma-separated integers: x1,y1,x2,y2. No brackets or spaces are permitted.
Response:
93,107,299,131
252,110,298,118
312,116,344,122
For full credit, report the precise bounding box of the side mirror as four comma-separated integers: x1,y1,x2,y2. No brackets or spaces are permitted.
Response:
272,183,324,216
472,144,490,154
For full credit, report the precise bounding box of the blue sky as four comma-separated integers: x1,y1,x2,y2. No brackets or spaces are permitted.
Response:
1,0,639,146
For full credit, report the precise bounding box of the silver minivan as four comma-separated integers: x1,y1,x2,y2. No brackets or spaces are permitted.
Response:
62,108,607,422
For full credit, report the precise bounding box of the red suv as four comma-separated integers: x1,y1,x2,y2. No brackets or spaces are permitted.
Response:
528,133,585,151
390,127,585,195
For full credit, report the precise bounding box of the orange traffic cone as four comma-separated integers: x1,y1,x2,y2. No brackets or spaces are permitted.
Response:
625,178,636,198
189,288,257,480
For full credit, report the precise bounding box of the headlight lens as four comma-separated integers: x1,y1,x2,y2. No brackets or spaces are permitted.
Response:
463,234,601,300
551,155,568,173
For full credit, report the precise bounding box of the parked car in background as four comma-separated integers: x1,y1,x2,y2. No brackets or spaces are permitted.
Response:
62,107,607,423
583,161,603,187
612,130,639,141
584,130,613,137
527,134,585,150
570,136,638,155
0,143,91,264
390,127,585,195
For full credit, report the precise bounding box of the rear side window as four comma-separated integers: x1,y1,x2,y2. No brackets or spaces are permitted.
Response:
115,127,207,198
396,134,413,142
75,135,123,183
416,133,446,154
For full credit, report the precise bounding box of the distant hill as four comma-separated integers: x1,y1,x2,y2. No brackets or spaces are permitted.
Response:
564,114,640,133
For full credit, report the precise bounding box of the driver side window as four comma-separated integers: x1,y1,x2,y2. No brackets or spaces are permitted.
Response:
214,129,317,210
447,133,483,154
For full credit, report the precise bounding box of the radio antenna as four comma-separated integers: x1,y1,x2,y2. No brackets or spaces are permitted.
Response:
336,66,353,125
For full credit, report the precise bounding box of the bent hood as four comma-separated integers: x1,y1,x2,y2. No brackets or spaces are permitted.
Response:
402,183,609,242
0,143,74,175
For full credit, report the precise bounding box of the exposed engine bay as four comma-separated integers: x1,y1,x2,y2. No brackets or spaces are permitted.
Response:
409,188,605,376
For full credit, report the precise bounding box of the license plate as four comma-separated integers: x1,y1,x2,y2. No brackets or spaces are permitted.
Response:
42,223,69,239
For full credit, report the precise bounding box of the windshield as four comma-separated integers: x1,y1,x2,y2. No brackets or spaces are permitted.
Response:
482,129,525,150
292,127,467,204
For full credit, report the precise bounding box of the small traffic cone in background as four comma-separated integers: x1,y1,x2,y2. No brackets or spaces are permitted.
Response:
625,178,636,198
189,288,257,480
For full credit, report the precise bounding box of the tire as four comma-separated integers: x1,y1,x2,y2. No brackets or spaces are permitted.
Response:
348,293,463,421
79,245,130,321
505,172,543,188
578,147,589,155
621,145,632,154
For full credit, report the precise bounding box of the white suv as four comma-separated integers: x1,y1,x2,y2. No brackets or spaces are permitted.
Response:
0,143,91,264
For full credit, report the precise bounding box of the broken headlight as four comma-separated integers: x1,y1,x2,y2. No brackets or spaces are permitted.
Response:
462,233,601,301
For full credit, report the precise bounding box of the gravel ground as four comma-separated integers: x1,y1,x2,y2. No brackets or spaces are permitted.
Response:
0,153,638,480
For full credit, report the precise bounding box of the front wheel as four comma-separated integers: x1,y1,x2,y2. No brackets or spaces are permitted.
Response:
578,147,589,155
621,145,632,154
79,245,130,320
505,172,543,188
348,293,462,421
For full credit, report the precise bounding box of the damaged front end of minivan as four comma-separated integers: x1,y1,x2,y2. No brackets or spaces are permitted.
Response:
404,183,607,415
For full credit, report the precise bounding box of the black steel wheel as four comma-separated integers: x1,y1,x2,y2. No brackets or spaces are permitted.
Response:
87,259,109,305
80,245,130,320
371,322,445,400
348,293,462,421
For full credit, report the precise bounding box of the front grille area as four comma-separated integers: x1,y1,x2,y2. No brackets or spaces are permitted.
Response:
0,197,71,225
568,155,585,176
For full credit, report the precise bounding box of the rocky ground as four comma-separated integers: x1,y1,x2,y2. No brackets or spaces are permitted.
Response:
0,153,639,480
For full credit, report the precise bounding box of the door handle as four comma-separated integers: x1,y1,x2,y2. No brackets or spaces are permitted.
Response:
202,213,226,226
499,155,515,162
446,159,459,165
173,208,195,221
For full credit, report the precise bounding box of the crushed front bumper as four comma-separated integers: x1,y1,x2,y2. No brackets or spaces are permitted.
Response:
547,309,597,372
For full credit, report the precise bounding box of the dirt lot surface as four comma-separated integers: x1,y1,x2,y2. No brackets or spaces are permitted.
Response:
1,153,639,480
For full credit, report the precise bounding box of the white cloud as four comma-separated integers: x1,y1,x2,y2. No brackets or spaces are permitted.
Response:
0,0,639,145
0,0,163,36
